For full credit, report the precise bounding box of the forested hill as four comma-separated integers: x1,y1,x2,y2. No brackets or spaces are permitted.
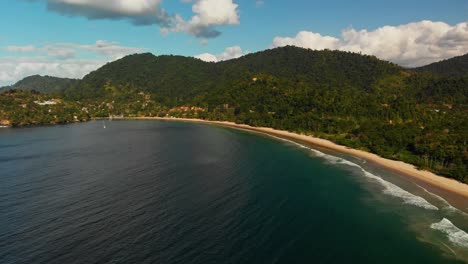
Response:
413,53,468,77
71,47,402,101
75,53,216,99
218,47,401,87
1,75,79,94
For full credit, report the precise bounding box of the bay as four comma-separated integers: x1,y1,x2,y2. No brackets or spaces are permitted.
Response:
0,120,467,263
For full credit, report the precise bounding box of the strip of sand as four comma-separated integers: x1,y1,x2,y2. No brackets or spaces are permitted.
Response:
119,117,468,200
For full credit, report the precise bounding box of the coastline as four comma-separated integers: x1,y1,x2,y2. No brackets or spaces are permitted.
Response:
118,116,468,202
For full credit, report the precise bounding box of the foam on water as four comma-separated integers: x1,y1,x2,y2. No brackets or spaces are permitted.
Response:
431,218,468,248
361,170,439,210
419,186,468,217
267,134,439,211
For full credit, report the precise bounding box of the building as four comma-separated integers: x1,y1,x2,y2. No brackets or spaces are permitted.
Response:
34,100,57,106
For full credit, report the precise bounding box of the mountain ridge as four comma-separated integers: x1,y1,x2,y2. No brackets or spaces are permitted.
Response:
413,53,468,77
3,47,467,95
70,46,403,101
1,75,79,94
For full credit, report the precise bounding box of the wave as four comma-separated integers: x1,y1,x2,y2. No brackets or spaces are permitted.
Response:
431,218,468,248
361,170,439,210
267,134,439,211
419,186,468,217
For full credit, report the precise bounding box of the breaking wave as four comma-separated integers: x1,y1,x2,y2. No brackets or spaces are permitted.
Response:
268,134,439,210
431,218,468,248
419,186,468,217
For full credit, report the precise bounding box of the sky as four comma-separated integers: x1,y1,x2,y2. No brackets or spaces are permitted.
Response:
0,0,467,85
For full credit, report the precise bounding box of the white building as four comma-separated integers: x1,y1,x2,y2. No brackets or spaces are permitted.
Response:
34,100,57,106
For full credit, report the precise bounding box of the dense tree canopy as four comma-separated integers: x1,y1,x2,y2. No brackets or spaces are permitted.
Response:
0,75,79,95
413,53,468,77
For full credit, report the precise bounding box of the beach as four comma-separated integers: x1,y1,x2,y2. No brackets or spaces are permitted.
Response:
119,117,468,206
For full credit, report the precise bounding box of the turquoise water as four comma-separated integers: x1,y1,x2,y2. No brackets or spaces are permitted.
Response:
0,120,467,263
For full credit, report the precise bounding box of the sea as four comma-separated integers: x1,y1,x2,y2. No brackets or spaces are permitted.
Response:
1,120,467,263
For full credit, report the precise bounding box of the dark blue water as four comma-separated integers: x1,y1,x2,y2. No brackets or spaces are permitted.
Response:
1,120,467,263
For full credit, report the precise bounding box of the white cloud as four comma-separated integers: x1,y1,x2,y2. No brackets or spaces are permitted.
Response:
43,0,170,26
31,0,240,39
192,0,239,26
6,45,37,53
1,40,144,85
216,46,245,61
271,21,468,67
273,31,339,51
163,0,240,38
79,40,144,60
195,53,218,62
0,57,104,85
6,44,76,59
195,45,245,62
5,41,144,60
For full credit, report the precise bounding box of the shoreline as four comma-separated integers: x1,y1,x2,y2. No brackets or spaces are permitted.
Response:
116,116,468,203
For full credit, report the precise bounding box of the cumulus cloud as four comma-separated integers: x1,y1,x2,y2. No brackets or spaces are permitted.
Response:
41,0,170,26
6,44,76,59
195,45,245,62
164,0,240,38
5,40,143,60
79,40,145,59
6,45,37,53
273,31,339,51
271,21,468,67
1,40,144,85
0,57,104,85
30,0,240,38
195,53,218,62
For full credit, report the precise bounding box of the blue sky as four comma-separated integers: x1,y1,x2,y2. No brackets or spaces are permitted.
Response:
0,0,467,85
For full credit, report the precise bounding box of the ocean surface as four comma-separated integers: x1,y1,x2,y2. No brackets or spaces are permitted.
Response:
1,120,467,264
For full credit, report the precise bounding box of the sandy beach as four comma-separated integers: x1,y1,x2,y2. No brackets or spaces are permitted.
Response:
118,117,468,202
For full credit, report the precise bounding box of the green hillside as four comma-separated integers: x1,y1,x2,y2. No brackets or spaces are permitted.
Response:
413,53,468,77
1,75,79,94
73,53,217,101
69,47,402,103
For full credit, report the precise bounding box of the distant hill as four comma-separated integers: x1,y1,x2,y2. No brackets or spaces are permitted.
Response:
1,75,79,94
71,46,402,101
414,53,468,77
218,46,401,87
70,46,466,110
76,53,217,99
1,47,411,97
